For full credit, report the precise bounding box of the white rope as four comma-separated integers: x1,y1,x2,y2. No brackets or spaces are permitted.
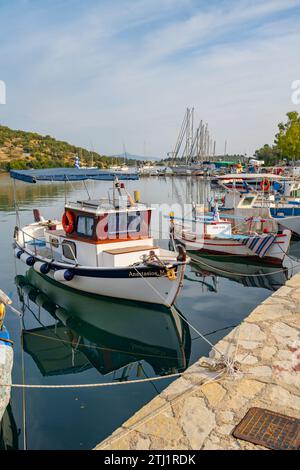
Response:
0,372,183,389
130,264,237,375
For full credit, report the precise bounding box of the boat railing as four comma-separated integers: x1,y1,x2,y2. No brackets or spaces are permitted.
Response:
17,227,79,265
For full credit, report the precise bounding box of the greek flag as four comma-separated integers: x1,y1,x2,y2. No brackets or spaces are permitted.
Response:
75,155,80,168
242,234,276,258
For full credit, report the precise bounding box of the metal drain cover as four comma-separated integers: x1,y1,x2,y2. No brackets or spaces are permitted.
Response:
232,407,300,450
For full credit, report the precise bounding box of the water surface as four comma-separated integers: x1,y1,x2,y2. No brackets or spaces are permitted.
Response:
0,173,299,449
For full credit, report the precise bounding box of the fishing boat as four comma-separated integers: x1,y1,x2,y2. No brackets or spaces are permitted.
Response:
211,172,288,191
11,168,188,307
170,206,291,265
16,269,191,377
220,186,300,236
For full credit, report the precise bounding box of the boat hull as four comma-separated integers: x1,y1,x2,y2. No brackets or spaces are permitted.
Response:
14,244,186,307
174,230,291,265
44,266,185,307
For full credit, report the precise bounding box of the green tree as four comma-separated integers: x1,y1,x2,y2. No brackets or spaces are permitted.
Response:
254,144,281,165
275,111,300,161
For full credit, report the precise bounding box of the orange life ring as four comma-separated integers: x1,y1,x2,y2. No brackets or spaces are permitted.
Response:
260,178,270,192
62,211,75,234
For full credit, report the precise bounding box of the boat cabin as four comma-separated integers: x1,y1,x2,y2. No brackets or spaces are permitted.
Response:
42,199,157,267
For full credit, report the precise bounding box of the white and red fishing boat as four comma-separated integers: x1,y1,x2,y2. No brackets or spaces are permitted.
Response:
170,206,291,265
211,172,286,191
11,168,188,307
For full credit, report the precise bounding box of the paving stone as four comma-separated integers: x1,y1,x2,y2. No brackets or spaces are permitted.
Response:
179,397,216,449
271,322,300,345
136,411,183,442
286,275,300,287
248,366,273,378
202,440,223,450
248,304,290,322
268,385,300,412
236,354,258,365
272,286,293,298
209,340,236,359
160,377,192,401
238,323,266,342
290,290,300,302
217,424,234,435
235,379,265,398
200,382,227,406
238,340,260,350
219,411,234,423
260,346,277,361
135,435,151,450
275,371,300,391
123,396,167,428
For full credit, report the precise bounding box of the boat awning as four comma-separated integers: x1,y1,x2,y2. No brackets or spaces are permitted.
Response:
10,167,139,183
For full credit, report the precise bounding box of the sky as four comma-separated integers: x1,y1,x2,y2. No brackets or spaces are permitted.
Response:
0,0,300,158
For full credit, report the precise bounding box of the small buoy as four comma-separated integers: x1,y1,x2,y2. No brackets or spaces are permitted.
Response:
134,190,141,203
0,303,5,328
54,269,75,282
26,256,35,266
14,248,23,259
19,254,34,266
34,261,51,274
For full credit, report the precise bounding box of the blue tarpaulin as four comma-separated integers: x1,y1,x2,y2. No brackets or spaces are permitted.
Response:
10,167,139,183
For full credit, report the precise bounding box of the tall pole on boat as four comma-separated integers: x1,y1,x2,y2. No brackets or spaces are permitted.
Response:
64,180,67,205
12,178,20,227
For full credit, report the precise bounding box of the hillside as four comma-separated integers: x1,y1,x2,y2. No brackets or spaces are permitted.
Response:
0,125,140,171
111,152,160,161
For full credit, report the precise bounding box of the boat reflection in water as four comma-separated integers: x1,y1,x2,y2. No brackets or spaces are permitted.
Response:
187,254,291,293
15,269,191,380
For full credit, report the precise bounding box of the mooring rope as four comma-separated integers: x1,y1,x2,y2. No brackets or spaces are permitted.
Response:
0,371,186,389
130,264,237,376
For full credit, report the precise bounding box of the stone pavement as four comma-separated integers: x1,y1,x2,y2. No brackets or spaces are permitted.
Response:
95,273,300,450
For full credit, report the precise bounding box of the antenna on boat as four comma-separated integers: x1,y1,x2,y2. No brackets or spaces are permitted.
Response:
113,176,135,207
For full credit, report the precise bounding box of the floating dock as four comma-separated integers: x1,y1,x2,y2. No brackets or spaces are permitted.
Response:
95,273,300,450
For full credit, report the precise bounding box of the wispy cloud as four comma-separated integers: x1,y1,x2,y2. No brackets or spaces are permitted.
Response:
0,0,300,156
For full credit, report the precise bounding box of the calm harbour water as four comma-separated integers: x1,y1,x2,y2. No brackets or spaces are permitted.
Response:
1,173,300,450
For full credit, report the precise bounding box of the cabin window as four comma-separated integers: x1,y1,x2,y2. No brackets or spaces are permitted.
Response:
107,211,142,238
62,240,77,261
76,216,95,237
239,196,255,207
128,212,141,233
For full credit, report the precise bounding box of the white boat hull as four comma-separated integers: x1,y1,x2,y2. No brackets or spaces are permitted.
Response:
14,242,186,307
174,230,291,265
44,266,185,307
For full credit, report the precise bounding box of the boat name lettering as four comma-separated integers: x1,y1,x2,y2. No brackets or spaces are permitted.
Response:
129,269,166,277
